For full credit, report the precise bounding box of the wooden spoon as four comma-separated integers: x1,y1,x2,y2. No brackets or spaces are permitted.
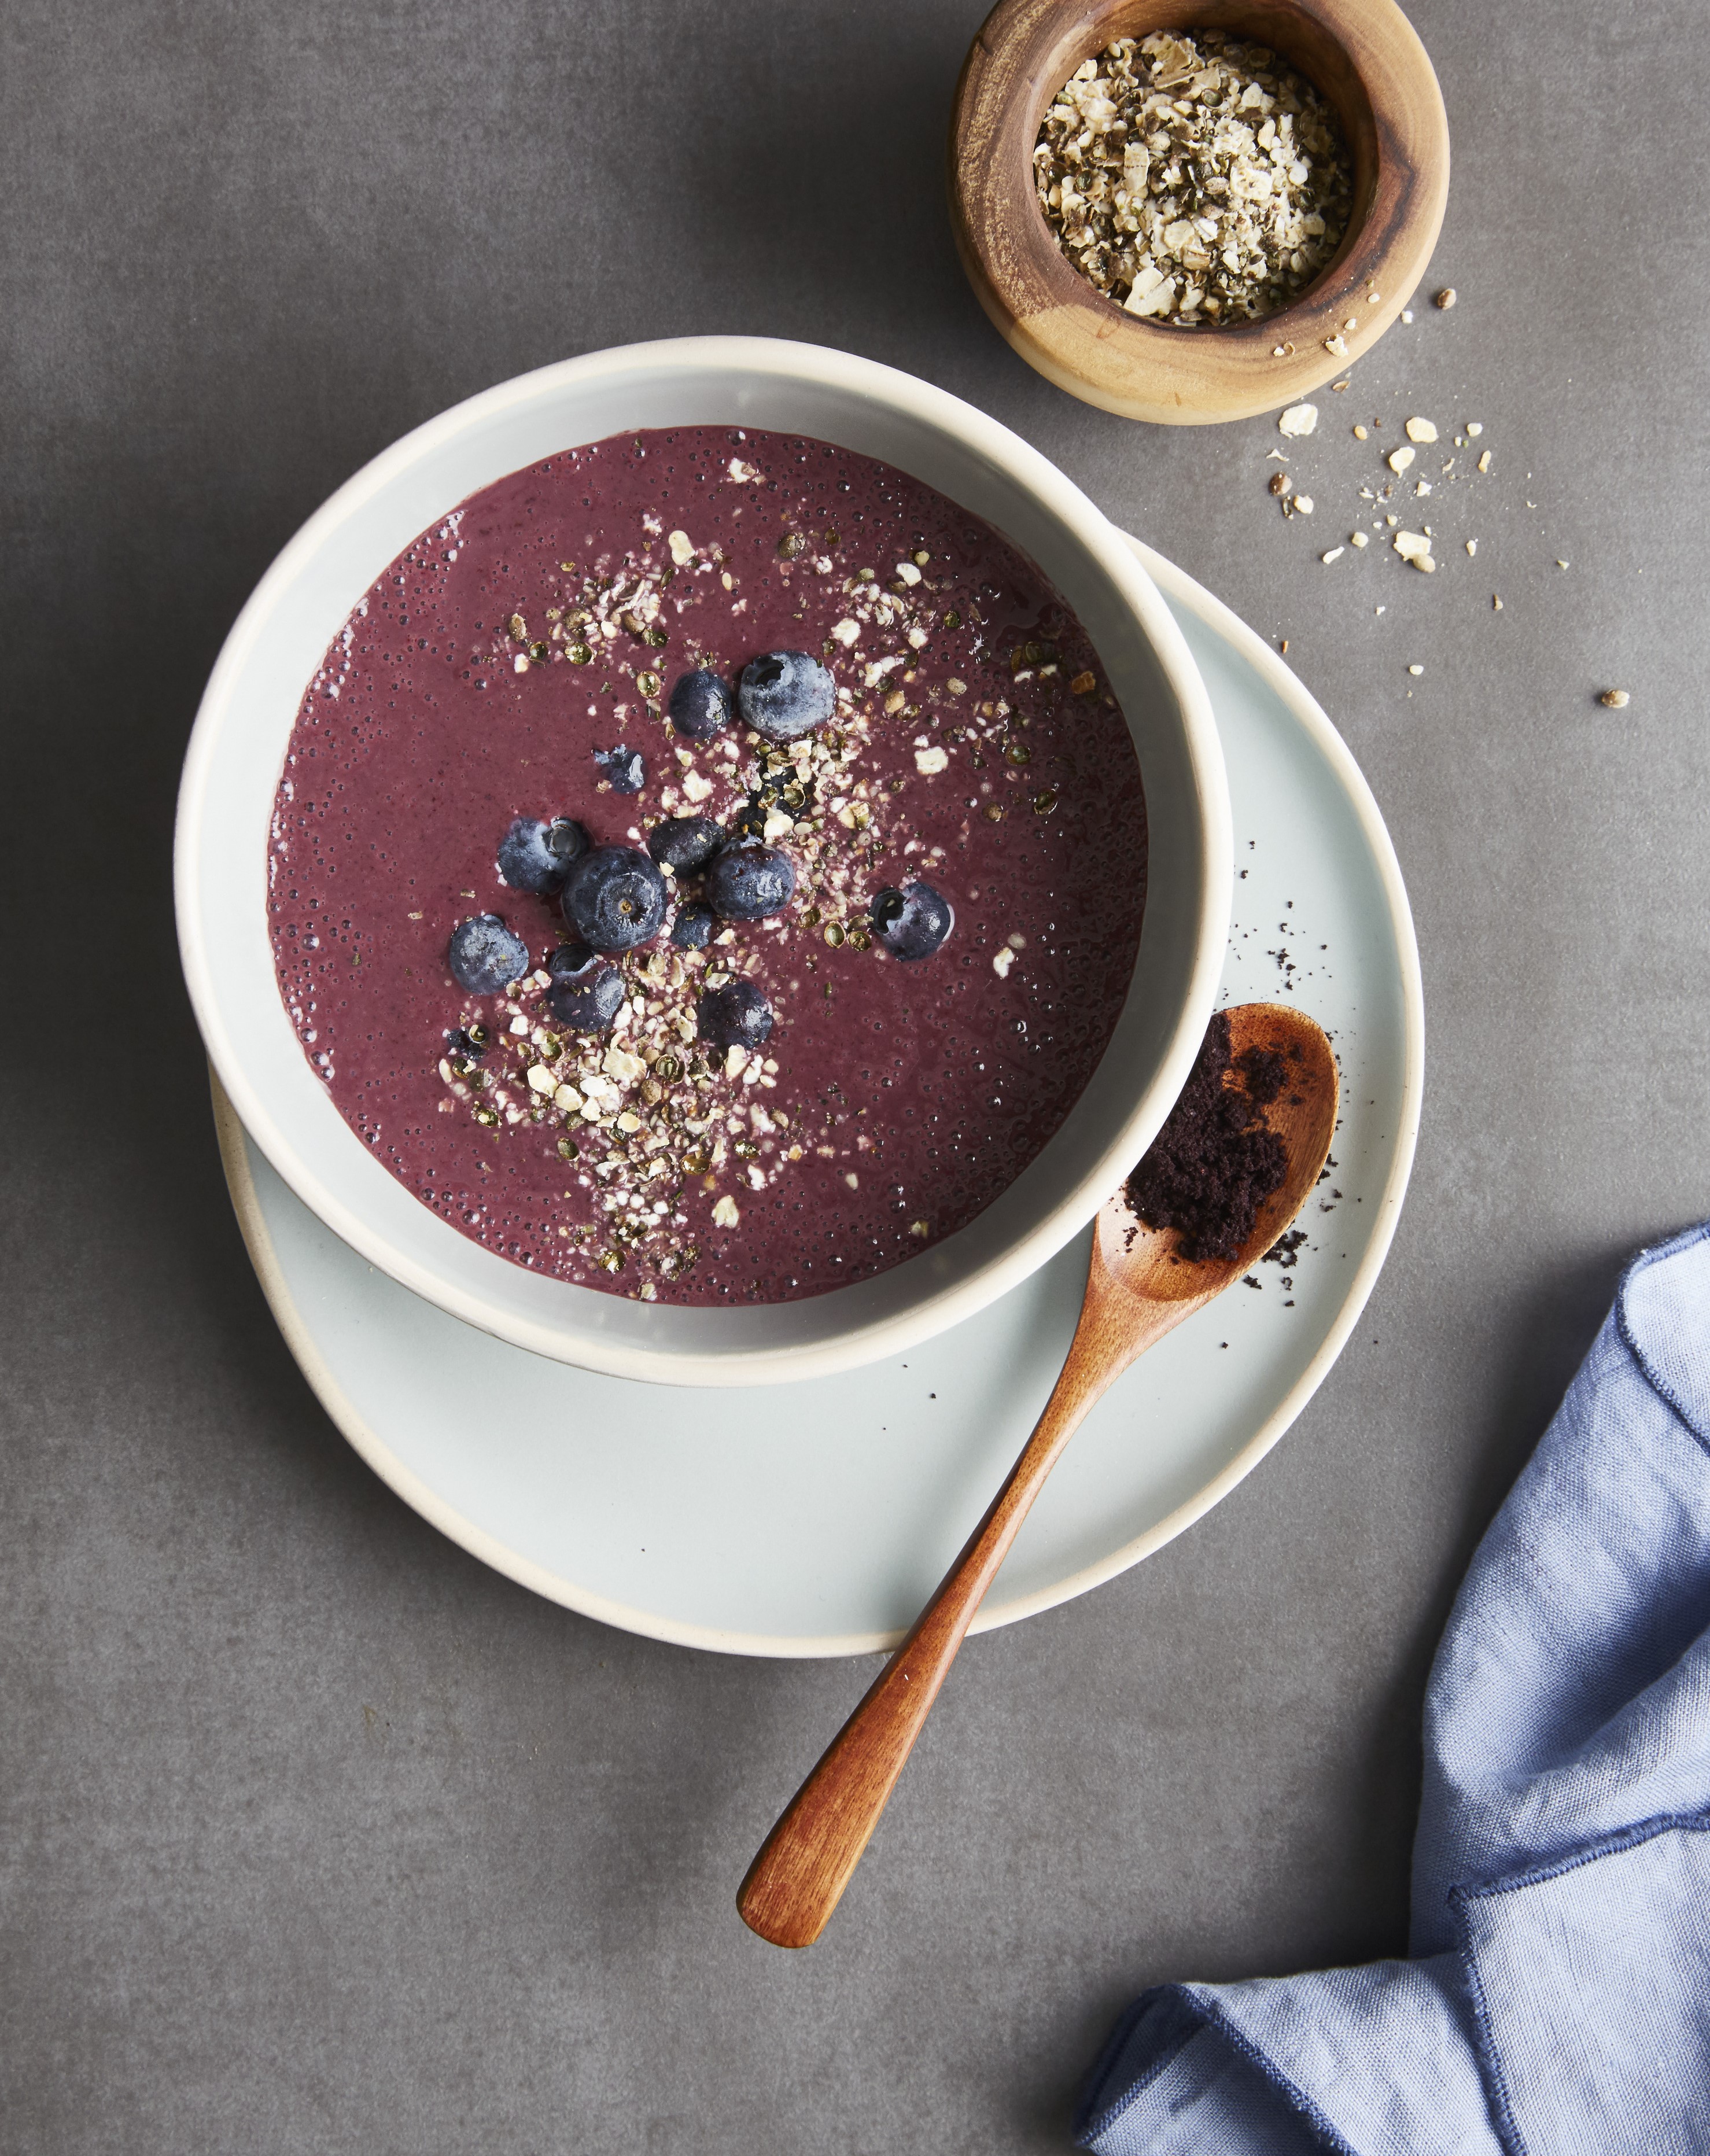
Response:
737,1002,1338,1948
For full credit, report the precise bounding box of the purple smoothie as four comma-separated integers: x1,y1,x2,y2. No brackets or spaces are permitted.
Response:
270,427,1148,1305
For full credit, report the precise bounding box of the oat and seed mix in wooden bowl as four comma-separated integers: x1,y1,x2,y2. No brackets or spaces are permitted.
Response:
1034,32,1354,330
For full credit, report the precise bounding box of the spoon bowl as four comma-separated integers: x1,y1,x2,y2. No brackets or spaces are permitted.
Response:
1097,1000,1339,1307
738,1001,1337,1948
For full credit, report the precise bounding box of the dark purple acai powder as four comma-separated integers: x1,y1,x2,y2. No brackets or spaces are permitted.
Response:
1125,1012,1293,1262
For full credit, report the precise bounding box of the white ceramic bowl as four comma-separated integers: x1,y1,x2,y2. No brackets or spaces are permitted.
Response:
176,337,1230,1385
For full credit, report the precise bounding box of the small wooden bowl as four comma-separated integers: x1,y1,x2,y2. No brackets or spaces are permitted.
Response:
949,0,1450,425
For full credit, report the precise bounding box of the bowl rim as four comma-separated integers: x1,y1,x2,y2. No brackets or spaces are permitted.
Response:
948,0,1451,423
175,335,1232,1384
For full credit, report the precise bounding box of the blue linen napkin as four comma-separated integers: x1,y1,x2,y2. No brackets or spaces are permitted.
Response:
1075,1220,1710,2156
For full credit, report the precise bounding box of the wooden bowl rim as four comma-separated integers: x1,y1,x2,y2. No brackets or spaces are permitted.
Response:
949,0,1451,423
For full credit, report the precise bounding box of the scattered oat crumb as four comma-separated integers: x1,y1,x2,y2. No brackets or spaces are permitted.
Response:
1401,307,1414,323
1353,423,1368,439
1331,377,1351,392
1405,416,1438,443
711,1194,740,1228
1599,688,1630,708
1387,445,1415,473
1321,547,1344,564
1408,664,1424,676
1279,403,1320,438
1465,539,1477,557
1477,450,1492,473
1466,422,1484,437
1557,559,1570,570
1350,530,1369,548
1324,334,1348,356
1293,494,1314,514
1434,286,1457,309
1493,595,1503,610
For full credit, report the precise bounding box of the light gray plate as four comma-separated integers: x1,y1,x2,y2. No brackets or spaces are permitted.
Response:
216,540,1423,1657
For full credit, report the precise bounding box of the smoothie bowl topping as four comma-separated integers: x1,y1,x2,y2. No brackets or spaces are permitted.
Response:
1034,31,1354,330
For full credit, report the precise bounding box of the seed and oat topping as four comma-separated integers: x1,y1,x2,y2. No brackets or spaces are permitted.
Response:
1034,32,1354,329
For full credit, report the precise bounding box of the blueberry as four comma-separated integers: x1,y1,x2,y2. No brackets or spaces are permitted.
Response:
696,978,774,1052
668,668,733,743
496,814,588,893
870,881,954,961
670,901,716,949
706,841,797,921
545,942,626,1033
560,844,668,952
547,816,589,870
738,650,835,742
647,816,725,874
595,744,646,794
447,914,530,993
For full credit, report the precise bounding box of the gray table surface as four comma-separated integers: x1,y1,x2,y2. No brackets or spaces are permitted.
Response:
5,0,1708,2147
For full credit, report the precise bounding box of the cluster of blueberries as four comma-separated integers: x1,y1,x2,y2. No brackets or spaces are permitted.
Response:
446,651,954,1056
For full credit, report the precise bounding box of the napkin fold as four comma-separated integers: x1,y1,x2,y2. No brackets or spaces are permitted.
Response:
1076,1221,1710,2156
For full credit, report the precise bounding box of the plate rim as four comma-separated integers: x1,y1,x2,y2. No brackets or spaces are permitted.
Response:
214,540,1425,1658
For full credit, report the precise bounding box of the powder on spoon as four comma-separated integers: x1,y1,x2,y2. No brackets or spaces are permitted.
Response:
1125,1011,1292,1261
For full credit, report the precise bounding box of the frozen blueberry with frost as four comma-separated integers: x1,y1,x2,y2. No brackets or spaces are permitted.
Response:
670,901,716,950
696,978,774,1052
561,845,668,952
706,841,796,921
496,814,588,893
870,882,953,961
667,668,733,743
447,914,530,993
545,942,626,1033
738,651,835,742
647,816,725,874
594,744,646,794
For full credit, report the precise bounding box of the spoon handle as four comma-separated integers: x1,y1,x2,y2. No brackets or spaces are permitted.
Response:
737,1262,1156,1948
